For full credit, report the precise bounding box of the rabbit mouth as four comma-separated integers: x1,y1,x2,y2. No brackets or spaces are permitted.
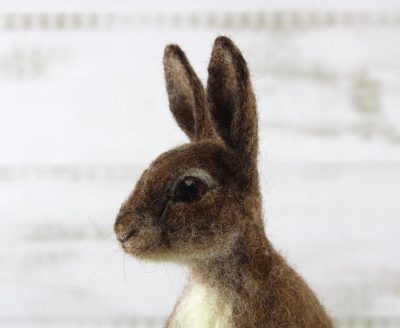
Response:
117,227,138,243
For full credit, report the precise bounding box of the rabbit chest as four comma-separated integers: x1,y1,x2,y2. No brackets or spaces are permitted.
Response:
172,281,233,328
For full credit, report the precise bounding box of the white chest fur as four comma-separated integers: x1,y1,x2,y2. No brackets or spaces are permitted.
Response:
172,281,233,328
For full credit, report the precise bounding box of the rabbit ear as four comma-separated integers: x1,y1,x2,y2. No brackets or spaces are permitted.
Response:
207,36,258,167
163,45,215,141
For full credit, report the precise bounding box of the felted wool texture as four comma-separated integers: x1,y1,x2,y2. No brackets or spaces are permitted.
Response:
114,36,334,328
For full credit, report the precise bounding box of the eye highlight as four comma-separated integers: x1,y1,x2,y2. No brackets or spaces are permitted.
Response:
173,176,209,203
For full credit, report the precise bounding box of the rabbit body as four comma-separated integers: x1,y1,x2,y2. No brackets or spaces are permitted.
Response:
115,36,334,327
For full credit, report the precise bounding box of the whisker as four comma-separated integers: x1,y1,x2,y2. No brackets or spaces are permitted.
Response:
123,253,127,283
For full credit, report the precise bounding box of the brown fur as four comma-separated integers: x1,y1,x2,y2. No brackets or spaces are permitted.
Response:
114,36,334,327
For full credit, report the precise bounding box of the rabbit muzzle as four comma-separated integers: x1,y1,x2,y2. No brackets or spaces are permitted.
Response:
114,208,140,243
114,197,166,258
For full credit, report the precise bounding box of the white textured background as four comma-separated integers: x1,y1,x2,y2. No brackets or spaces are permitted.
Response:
1,0,400,327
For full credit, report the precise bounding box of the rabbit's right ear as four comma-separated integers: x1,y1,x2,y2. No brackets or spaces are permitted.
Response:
207,37,258,172
163,45,215,141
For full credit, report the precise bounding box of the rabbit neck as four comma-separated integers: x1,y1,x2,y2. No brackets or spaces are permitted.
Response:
170,232,276,328
191,225,275,295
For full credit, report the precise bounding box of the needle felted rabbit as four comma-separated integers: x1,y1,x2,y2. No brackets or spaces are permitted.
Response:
114,36,334,327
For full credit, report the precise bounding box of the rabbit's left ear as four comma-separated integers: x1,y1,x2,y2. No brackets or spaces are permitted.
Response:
163,45,215,141
207,36,258,170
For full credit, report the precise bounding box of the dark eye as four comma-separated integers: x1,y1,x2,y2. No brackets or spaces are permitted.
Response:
173,176,209,203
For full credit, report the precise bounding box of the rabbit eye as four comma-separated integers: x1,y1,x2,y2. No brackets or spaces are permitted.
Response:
173,176,209,203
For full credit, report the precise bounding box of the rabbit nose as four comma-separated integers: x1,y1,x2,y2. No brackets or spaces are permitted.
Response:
114,209,139,243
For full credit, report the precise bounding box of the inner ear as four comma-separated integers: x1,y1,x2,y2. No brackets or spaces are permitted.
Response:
206,36,258,172
164,46,196,139
207,45,239,147
163,45,216,141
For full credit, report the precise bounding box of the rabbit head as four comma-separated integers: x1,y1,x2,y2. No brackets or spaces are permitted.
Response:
114,36,262,263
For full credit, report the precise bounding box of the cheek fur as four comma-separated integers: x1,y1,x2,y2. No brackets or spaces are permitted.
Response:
161,194,240,256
